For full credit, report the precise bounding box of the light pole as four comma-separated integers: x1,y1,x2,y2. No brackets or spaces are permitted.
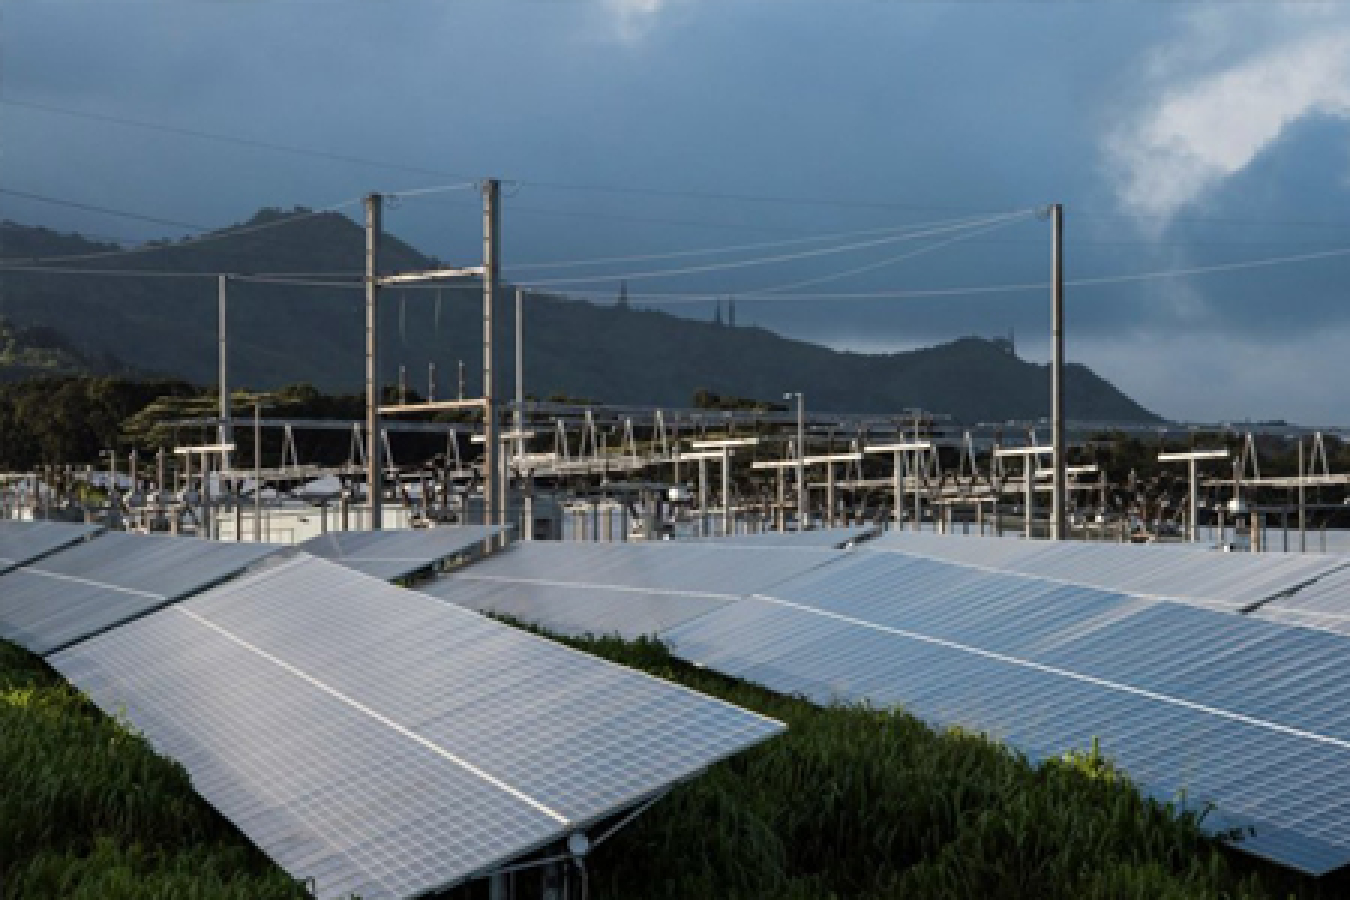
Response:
784,392,805,530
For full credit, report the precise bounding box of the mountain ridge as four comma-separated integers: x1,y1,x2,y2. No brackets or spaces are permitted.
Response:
0,213,1161,423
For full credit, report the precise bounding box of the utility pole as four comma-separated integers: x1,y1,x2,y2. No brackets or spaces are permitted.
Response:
254,401,262,543
515,287,525,455
483,179,500,534
218,274,232,473
365,193,383,530
784,392,805,530
1050,203,1066,540
1298,438,1307,552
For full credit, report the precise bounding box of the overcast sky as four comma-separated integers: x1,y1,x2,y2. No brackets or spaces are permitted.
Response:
5,0,1350,424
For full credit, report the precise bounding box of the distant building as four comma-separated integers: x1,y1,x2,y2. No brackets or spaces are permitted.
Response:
713,298,724,326
991,328,1016,357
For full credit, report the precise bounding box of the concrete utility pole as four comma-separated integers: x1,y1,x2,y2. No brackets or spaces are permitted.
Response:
1298,439,1307,552
483,179,501,533
365,193,384,529
784,392,805,529
1050,203,1066,540
218,275,232,472
515,287,526,456
254,401,263,543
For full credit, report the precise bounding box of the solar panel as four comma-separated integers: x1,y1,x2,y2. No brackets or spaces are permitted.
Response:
299,526,505,581
449,540,842,595
422,577,736,640
864,529,1344,610
664,553,1350,875
0,519,102,573
425,541,843,639
687,526,877,549
0,531,282,655
49,555,785,899
1249,562,1350,634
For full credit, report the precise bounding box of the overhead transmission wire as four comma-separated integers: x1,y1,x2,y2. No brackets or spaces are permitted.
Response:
0,199,364,266
516,209,1037,288
736,210,1037,297
13,213,1350,301
0,181,476,268
24,96,1350,235
0,187,204,231
504,211,1027,273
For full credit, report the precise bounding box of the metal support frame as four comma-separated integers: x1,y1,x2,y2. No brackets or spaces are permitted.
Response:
1158,449,1229,543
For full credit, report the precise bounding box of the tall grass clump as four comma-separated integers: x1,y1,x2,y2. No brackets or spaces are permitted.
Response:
520,630,1339,900
0,640,307,899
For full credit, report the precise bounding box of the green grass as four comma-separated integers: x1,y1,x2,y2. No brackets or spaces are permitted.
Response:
4,630,1347,899
535,633,1328,900
0,640,307,900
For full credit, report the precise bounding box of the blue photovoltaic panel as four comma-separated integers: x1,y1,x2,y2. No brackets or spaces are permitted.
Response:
422,576,736,640
0,531,281,655
448,540,842,596
427,541,843,639
0,520,102,573
50,555,784,900
687,527,877,549
665,554,1350,875
864,529,1344,610
300,525,505,581
1252,562,1350,635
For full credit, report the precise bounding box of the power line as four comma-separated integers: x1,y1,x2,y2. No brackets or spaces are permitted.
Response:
0,198,363,266
1,97,481,182
517,210,1039,287
742,212,1036,297
505,211,1028,273
0,188,204,231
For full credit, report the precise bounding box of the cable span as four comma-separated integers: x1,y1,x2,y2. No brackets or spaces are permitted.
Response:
517,210,1038,287
0,199,365,267
505,210,1029,273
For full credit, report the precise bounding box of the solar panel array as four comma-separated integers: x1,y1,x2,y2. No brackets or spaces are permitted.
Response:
300,525,505,581
426,541,842,639
661,550,1350,874
865,528,1345,610
0,519,102,573
432,532,1350,874
50,555,785,900
0,531,282,655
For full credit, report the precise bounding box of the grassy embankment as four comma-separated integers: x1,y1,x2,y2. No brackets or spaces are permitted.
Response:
3,630,1342,899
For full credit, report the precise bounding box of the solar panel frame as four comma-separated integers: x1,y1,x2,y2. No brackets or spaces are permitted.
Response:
0,520,102,573
299,526,506,581
0,531,283,655
446,540,845,597
863,529,1346,610
685,526,877,549
422,576,737,640
50,555,785,899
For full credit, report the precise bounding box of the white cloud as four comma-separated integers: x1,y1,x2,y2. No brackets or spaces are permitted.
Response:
1107,7,1350,226
601,0,669,42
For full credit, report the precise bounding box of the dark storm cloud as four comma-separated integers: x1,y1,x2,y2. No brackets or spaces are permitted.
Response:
4,0,1350,421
